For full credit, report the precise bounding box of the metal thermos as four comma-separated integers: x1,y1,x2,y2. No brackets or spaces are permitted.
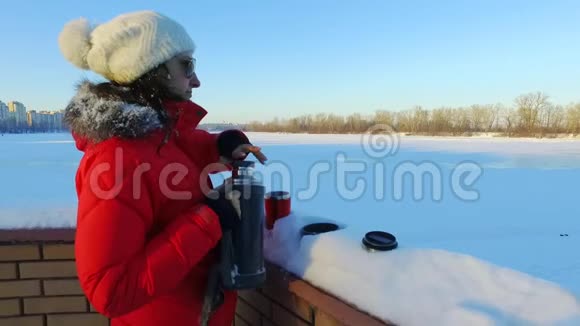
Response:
219,160,266,290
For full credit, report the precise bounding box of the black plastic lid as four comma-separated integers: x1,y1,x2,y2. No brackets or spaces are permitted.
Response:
362,231,398,251
301,223,339,236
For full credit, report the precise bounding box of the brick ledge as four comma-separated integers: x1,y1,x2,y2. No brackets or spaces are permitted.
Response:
266,261,395,325
0,227,394,325
290,278,391,325
0,228,75,243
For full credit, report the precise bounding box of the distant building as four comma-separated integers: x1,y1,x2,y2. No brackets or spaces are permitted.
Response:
0,101,8,120
52,111,64,130
1,102,65,132
27,110,38,128
8,101,27,128
27,110,66,131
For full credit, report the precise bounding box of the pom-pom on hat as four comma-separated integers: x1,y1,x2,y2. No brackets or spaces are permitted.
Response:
58,10,195,84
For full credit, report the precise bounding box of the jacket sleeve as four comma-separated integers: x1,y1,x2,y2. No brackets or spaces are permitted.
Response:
74,147,223,318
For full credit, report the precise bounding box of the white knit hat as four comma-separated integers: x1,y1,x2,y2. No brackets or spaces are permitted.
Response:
58,10,195,84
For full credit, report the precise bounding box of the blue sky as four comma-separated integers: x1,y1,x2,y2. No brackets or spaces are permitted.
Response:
0,0,578,123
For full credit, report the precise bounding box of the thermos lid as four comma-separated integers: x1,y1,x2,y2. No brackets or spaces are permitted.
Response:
362,231,398,252
233,160,255,168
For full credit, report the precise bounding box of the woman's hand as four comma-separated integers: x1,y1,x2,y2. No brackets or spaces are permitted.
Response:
231,144,268,164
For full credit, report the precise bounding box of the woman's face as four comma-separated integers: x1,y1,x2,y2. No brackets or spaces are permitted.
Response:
163,50,200,101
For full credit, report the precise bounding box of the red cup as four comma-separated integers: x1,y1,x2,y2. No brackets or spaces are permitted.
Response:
264,191,291,230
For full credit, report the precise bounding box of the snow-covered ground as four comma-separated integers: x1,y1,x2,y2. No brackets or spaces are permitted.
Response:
1,132,580,325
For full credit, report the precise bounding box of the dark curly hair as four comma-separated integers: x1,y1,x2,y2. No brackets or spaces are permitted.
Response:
93,64,179,154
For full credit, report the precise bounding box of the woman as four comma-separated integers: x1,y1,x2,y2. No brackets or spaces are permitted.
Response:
58,10,267,326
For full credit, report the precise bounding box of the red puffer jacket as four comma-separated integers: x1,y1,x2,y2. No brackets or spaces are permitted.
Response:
65,81,249,326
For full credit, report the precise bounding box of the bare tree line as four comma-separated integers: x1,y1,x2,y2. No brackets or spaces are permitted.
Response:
246,92,580,137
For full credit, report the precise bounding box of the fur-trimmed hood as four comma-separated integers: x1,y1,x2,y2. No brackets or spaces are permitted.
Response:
63,80,165,143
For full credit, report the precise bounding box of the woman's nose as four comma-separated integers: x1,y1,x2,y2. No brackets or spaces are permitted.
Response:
190,73,201,88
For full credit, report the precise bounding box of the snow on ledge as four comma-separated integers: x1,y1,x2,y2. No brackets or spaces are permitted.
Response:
0,207,77,230
264,211,580,326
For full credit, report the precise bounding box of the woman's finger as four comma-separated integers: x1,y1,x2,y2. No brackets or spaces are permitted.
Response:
245,145,267,163
232,144,268,164
232,144,253,155
233,145,259,157
232,151,247,159
252,150,268,164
